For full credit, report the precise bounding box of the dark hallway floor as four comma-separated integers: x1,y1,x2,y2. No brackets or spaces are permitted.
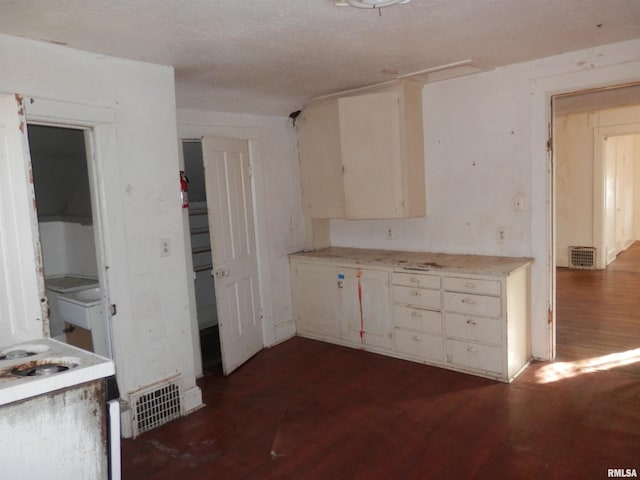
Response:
199,325,222,375
122,248,640,479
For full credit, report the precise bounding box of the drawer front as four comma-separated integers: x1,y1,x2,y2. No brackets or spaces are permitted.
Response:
445,313,502,346
392,272,440,289
442,276,501,296
392,285,441,309
394,329,443,362
445,339,503,375
443,292,501,317
394,305,442,335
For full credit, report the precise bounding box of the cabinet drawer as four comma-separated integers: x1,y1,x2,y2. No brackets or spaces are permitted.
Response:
445,313,502,346
443,292,501,317
392,272,440,289
394,305,442,335
442,276,501,296
392,285,441,309
394,329,443,362
445,339,503,375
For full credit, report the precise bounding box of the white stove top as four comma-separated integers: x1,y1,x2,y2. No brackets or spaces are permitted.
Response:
0,338,115,406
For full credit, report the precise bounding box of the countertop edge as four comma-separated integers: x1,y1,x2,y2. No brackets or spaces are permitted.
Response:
289,247,533,276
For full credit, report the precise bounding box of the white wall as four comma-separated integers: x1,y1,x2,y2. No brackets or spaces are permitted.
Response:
0,33,201,433
554,112,595,266
330,39,640,360
177,110,305,354
39,221,98,278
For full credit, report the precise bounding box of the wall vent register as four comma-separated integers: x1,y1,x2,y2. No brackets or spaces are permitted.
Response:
568,246,596,269
131,377,183,437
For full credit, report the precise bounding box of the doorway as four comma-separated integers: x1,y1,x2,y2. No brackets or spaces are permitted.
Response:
553,84,640,363
28,124,113,358
182,140,222,374
554,85,640,267
181,136,265,376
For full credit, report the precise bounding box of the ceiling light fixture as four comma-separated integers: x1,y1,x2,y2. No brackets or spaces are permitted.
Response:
334,0,411,10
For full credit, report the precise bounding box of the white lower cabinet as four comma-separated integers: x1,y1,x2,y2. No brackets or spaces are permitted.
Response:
391,272,443,363
441,270,531,381
291,262,392,349
290,249,531,383
393,305,442,334
291,262,341,341
445,312,502,346
339,267,393,350
445,339,503,375
394,327,443,362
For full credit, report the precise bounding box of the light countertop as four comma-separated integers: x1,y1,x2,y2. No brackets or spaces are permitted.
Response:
289,247,532,276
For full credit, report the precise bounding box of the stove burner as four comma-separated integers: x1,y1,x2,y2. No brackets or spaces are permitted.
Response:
11,363,72,377
0,350,37,361
35,364,70,376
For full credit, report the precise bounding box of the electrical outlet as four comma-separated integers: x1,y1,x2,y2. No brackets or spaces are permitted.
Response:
497,228,505,243
386,227,394,240
160,238,171,257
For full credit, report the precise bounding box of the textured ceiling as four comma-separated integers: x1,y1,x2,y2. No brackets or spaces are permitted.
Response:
0,0,639,115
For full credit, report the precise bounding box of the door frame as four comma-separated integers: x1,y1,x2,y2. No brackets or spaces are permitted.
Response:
596,125,640,267
177,123,274,377
530,60,640,361
26,97,117,358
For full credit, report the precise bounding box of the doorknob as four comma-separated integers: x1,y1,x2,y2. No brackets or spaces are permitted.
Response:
214,268,230,279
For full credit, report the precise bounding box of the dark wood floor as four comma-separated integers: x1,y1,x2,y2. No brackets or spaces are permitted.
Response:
556,243,640,377
122,247,640,479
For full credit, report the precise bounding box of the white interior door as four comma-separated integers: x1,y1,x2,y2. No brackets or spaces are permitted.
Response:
605,135,637,263
202,136,263,375
0,94,47,345
615,136,635,252
604,136,617,264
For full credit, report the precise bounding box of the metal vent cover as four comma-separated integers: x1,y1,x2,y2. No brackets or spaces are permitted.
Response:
130,376,183,437
568,246,597,270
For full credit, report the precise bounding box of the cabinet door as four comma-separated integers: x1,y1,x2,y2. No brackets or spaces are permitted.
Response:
338,90,404,219
339,268,392,350
297,101,345,218
291,262,340,339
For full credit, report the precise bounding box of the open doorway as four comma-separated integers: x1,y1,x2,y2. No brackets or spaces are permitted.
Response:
28,124,113,358
552,84,640,373
181,136,265,377
554,84,640,269
182,140,222,374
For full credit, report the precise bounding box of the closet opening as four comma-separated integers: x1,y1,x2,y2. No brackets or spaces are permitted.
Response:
182,140,222,374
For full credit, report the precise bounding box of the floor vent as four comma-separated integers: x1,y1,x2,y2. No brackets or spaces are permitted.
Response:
568,246,597,269
130,377,183,437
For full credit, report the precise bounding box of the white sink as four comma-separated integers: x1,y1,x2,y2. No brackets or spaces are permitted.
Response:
58,287,103,330
62,286,101,306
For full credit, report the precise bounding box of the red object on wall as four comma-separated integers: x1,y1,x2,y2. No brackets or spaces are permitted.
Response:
180,171,189,209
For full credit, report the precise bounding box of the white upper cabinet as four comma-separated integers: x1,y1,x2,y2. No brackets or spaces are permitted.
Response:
338,80,425,219
297,100,345,219
297,79,426,221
